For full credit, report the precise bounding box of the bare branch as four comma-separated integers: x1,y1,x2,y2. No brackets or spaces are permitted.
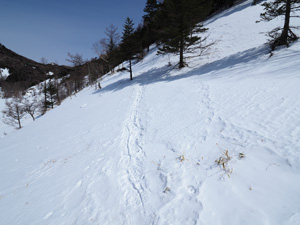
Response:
2,97,25,129
66,53,85,66
40,57,48,64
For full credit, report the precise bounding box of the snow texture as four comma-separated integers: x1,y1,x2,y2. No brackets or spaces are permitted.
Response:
1,1,300,224
0,68,10,79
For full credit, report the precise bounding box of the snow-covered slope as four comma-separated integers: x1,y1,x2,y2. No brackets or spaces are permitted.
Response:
1,1,300,224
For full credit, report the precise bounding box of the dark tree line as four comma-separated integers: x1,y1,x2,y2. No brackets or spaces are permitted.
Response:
1,53,108,129
212,0,235,11
93,0,228,78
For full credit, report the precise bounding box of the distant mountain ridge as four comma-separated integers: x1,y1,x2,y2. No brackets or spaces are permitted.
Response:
0,43,73,85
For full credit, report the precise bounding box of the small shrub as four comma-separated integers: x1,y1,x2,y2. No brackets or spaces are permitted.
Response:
215,150,231,169
215,150,233,178
116,67,128,72
178,154,185,162
163,187,171,193
239,153,246,159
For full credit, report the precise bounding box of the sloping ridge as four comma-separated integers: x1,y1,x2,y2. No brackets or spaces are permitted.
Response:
0,43,72,84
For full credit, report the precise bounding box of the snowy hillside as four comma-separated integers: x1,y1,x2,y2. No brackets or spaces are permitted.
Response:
1,1,300,225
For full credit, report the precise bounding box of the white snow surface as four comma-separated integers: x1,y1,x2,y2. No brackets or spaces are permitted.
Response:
47,71,54,76
0,68,10,79
1,1,300,224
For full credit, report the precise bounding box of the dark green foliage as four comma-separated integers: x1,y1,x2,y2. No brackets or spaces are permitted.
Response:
120,17,137,80
143,0,160,51
260,0,299,50
212,0,235,11
46,80,57,109
43,79,58,112
132,24,147,60
122,18,135,43
157,0,212,68
252,0,262,5
144,0,159,16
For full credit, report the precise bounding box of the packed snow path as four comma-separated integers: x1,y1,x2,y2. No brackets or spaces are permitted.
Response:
119,84,149,223
1,1,300,224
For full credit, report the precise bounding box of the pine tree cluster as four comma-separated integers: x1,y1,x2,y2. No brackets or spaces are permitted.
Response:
94,0,224,78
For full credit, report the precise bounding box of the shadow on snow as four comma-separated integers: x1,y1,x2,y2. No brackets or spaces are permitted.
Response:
94,45,269,95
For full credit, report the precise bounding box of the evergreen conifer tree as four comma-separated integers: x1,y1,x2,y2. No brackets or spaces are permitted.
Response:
143,0,159,52
121,17,136,80
157,0,212,68
212,0,235,11
260,0,299,50
46,80,57,109
252,0,261,5
42,79,57,112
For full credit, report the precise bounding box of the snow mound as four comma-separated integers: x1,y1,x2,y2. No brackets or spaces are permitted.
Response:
0,68,10,79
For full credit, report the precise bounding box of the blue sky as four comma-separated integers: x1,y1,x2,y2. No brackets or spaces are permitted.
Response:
0,0,147,65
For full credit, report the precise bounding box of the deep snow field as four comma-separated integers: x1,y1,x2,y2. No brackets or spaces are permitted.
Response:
1,1,300,224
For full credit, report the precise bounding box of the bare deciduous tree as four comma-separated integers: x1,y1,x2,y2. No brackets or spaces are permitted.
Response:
66,53,85,93
23,97,41,121
65,79,74,98
40,57,48,64
66,53,85,66
2,97,25,129
93,24,120,74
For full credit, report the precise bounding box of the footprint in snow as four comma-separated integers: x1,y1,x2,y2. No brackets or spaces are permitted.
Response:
187,185,198,195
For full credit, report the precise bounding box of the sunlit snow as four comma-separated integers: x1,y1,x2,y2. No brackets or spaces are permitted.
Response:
0,68,10,79
0,1,300,225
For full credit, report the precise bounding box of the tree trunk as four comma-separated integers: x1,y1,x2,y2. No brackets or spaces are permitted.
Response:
273,0,291,49
129,59,133,80
43,81,47,113
18,118,21,129
17,108,22,129
50,95,54,109
179,3,185,69
30,113,35,121
281,0,291,46
147,26,150,53
179,38,184,68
